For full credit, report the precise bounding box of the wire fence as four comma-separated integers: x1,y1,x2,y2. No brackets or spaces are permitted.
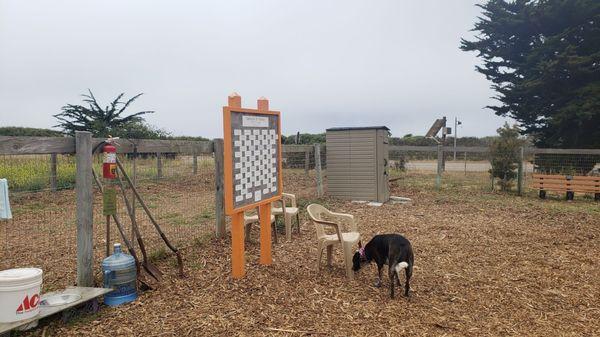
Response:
0,148,216,291
1,141,598,291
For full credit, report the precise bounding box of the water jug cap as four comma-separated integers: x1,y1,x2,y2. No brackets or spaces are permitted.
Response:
114,243,122,253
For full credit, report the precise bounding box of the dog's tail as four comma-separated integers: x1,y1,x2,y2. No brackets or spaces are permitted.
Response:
394,262,409,274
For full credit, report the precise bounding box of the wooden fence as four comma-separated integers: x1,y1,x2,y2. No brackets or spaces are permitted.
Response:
0,133,223,286
2,135,599,286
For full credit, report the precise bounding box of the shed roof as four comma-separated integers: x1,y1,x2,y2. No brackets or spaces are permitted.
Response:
326,126,390,132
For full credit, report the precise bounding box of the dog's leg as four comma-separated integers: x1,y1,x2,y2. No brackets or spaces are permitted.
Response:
374,264,383,288
404,265,412,297
388,267,396,299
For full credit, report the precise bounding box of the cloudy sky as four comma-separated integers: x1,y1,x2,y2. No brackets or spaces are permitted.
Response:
0,0,510,138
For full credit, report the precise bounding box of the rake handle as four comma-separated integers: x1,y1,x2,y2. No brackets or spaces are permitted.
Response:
115,158,185,277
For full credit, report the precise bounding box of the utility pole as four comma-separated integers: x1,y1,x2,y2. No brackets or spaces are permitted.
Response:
453,117,462,161
441,116,447,171
454,117,457,160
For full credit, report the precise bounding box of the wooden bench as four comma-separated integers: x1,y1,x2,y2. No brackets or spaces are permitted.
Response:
531,174,600,200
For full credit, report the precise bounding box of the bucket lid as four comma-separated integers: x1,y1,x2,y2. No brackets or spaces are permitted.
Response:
0,268,43,287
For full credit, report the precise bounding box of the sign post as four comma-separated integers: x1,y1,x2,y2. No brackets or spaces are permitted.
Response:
223,93,282,278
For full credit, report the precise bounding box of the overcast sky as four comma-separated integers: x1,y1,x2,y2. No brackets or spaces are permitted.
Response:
0,0,510,138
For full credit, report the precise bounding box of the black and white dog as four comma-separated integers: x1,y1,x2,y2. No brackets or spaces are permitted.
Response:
352,234,414,298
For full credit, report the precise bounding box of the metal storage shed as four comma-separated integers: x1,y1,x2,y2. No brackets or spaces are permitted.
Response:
325,126,390,202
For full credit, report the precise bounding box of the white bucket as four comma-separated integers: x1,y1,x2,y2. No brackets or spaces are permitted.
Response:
0,268,43,323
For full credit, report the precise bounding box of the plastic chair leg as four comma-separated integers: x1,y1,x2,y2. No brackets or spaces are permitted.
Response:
285,214,292,241
326,245,333,267
316,242,324,272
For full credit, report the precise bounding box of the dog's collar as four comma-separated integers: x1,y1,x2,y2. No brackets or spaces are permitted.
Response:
358,247,366,258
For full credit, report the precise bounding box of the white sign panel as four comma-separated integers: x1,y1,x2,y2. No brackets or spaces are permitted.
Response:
230,111,280,209
242,115,269,128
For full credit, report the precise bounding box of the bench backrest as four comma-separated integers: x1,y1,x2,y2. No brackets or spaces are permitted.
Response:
532,174,600,193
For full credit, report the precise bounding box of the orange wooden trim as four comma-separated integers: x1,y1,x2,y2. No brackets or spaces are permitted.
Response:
572,176,600,181
224,106,281,116
532,180,599,185
222,105,283,215
259,203,272,265
231,212,245,279
531,184,600,192
533,183,600,189
533,174,600,181
228,93,241,108
257,97,269,111
223,107,234,215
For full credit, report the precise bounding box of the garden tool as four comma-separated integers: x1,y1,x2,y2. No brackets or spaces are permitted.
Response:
115,172,163,281
93,162,157,289
115,158,185,277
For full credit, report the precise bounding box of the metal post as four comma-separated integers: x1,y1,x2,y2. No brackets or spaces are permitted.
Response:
453,117,457,161
517,146,524,196
441,117,447,171
50,153,57,192
193,150,198,174
156,152,162,179
314,144,323,197
436,144,442,190
304,149,310,174
214,139,225,238
75,131,93,287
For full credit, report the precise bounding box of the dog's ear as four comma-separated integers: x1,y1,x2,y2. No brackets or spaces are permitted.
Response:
358,240,362,248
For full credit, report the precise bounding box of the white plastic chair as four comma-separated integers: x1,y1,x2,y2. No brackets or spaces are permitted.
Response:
306,204,360,280
272,193,300,241
244,209,277,243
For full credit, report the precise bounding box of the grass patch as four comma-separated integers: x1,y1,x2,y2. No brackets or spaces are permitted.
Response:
148,247,168,262
193,232,213,247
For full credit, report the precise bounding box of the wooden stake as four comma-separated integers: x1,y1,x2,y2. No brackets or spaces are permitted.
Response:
259,203,272,265
231,212,245,278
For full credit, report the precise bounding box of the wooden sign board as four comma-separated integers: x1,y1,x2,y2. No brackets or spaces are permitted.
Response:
425,118,445,138
223,108,282,215
222,94,282,278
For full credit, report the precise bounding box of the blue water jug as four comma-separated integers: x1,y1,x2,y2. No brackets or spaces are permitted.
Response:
102,243,137,306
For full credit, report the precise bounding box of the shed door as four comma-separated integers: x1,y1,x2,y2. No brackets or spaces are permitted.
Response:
326,130,351,198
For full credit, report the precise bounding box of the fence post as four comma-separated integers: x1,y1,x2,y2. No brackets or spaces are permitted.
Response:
156,152,162,179
75,131,94,287
214,139,225,238
131,146,137,248
517,146,524,196
50,153,58,192
436,144,442,190
304,149,310,174
314,144,324,197
193,150,198,174
463,151,467,176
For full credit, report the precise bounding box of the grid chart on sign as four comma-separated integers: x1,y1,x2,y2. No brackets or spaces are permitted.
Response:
233,128,279,207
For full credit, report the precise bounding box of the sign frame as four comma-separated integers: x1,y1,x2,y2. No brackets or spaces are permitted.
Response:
222,106,283,216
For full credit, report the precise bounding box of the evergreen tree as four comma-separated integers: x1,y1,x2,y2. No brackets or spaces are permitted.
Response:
461,0,600,148
54,90,153,137
489,123,526,191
